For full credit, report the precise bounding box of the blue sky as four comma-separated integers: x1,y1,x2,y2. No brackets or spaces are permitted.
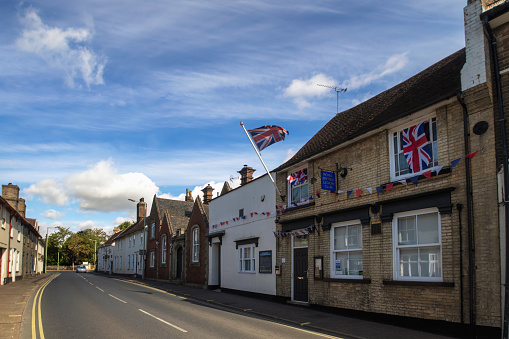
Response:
0,0,466,236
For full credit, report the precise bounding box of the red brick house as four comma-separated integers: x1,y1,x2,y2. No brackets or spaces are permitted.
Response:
184,196,209,288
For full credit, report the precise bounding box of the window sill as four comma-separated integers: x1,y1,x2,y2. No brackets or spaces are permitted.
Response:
284,201,315,213
324,277,371,284
383,280,454,287
239,271,256,274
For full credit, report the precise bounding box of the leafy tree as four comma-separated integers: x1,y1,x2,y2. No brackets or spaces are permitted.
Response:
47,226,72,265
46,227,107,266
117,221,133,230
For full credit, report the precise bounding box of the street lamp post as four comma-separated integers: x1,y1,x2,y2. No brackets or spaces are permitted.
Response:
128,198,147,280
44,226,57,274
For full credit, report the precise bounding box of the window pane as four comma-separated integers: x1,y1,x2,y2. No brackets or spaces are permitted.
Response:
393,133,398,154
417,213,439,244
398,216,416,245
347,225,361,249
348,251,363,275
334,227,347,250
432,142,438,164
420,247,441,277
432,118,437,141
301,184,309,200
244,259,251,271
400,249,418,277
398,153,409,174
334,252,347,275
294,234,308,247
292,186,301,202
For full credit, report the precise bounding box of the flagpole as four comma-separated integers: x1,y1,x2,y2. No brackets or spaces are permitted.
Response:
240,121,285,201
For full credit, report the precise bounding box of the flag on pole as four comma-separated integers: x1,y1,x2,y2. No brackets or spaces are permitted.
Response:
248,125,289,151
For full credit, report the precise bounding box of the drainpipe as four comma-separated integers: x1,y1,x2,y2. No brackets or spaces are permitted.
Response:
483,17,509,339
456,93,476,337
457,203,465,325
6,215,13,283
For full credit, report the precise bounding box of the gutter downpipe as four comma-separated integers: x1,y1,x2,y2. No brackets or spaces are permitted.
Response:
457,93,476,337
7,215,13,283
457,203,465,325
483,16,509,339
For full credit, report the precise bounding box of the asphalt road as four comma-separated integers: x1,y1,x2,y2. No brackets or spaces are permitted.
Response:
22,271,341,339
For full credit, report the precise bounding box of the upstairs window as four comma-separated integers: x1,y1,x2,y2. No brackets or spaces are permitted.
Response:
288,167,309,206
390,117,438,180
192,227,200,262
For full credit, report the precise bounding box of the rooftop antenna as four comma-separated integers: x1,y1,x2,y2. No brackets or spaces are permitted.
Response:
317,84,347,114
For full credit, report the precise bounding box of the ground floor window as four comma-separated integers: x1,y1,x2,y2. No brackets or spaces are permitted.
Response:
331,221,363,278
150,251,155,268
239,245,255,273
393,208,442,281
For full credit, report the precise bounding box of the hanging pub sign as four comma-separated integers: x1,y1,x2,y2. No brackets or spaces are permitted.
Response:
321,170,336,191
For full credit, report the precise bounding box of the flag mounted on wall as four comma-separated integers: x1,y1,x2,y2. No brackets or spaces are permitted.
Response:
402,121,432,173
248,125,289,151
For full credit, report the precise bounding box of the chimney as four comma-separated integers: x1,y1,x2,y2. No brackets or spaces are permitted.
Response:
137,198,146,223
2,183,21,213
18,198,26,218
185,189,193,202
238,165,255,186
202,184,214,205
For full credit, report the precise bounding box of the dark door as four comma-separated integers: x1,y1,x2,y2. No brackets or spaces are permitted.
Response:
176,247,183,279
293,247,308,302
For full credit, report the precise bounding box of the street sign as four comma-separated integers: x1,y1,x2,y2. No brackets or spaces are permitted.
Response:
321,171,336,191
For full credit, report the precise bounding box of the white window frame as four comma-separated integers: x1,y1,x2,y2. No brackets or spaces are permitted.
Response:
161,235,167,264
192,227,199,263
133,234,136,246
392,208,442,282
389,116,438,181
1,206,6,229
239,244,255,273
150,250,155,268
330,221,363,279
287,165,309,206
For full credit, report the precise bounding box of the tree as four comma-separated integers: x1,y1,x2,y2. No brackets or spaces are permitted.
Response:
117,221,133,230
47,226,72,265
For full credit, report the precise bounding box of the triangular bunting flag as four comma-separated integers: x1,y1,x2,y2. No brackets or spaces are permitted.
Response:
435,165,444,175
423,170,432,178
267,212,270,217
366,188,373,194
356,189,362,199
465,150,478,159
346,190,353,200
386,183,394,192
376,186,383,196
337,190,344,194
410,176,419,185
398,180,407,186
316,190,320,198
451,158,461,167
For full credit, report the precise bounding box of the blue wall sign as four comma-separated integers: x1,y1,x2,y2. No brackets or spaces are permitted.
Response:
321,171,336,191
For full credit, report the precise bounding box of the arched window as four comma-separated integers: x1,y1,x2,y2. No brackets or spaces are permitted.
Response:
192,227,199,262
161,234,167,264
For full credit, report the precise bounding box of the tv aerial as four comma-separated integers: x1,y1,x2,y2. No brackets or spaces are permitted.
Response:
317,84,347,114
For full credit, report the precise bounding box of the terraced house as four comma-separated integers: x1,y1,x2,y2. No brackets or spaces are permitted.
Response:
274,1,505,337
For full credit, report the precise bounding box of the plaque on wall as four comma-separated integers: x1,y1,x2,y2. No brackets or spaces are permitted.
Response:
259,250,272,274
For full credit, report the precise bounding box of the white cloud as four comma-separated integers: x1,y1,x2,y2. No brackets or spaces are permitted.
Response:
283,73,337,109
342,53,409,90
24,179,69,206
113,216,135,225
16,8,106,88
159,178,241,202
77,220,96,231
42,209,65,220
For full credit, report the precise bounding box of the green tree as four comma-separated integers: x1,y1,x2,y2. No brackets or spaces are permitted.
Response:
47,226,72,265
117,221,133,230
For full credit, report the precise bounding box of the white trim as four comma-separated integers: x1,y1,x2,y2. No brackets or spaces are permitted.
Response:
330,220,363,280
238,244,255,273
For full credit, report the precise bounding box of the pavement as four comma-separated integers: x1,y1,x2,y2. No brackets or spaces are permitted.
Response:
0,273,54,339
0,271,457,339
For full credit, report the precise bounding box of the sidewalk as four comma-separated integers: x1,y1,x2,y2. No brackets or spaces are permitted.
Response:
0,273,54,339
102,273,457,339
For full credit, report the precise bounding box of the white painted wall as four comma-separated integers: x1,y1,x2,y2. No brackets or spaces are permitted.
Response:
208,173,277,295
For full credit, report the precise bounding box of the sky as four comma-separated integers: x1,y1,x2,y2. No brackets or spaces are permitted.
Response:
0,0,467,236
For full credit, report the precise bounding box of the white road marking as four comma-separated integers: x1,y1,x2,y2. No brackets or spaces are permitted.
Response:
108,294,127,303
139,309,188,333
96,287,104,292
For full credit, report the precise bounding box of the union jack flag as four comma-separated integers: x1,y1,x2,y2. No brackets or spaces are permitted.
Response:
248,125,289,151
402,122,431,173
288,169,307,186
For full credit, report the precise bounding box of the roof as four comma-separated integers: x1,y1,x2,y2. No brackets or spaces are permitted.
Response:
156,197,194,231
0,196,41,238
277,48,466,171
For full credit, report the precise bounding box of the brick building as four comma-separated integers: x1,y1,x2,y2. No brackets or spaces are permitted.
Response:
145,194,194,281
274,1,502,337
184,195,209,288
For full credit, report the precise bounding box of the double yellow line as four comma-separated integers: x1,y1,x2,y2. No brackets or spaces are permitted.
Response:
32,273,59,339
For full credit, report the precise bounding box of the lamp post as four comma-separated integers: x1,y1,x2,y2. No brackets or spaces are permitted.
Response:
44,226,57,274
128,198,147,280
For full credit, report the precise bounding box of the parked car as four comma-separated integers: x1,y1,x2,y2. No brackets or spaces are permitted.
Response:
76,265,87,273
